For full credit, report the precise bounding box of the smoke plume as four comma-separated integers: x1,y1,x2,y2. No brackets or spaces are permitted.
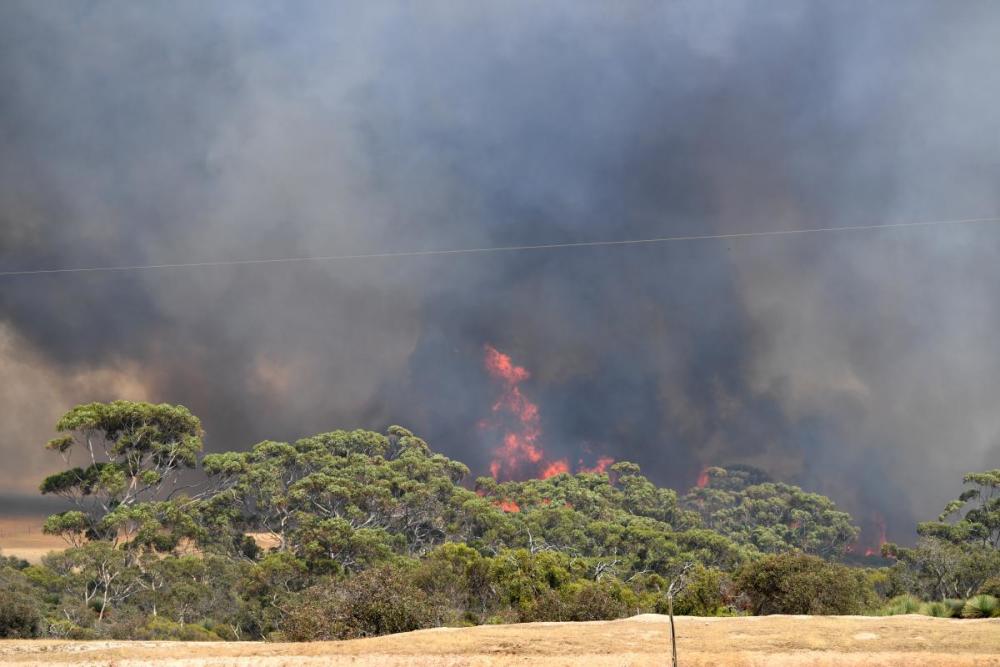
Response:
3,1,1000,542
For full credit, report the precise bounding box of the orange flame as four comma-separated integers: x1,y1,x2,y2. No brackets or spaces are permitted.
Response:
541,459,570,478
495,499,521,513
481,344,559,481
578,456,615,474
696,466,710,488
481,344,614,481
484,344,530,385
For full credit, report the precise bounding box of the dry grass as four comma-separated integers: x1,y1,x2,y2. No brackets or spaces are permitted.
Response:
2,614,999,666
0,518,282,565
0,517,64,564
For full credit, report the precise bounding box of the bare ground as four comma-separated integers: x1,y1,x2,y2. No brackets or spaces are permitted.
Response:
2,614,999,667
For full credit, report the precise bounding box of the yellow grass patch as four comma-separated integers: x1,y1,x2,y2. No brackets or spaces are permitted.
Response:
0,517,64,563
1,614,998,666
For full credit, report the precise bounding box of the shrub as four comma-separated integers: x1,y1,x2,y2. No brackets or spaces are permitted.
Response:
672,565,729,616
528,580,635,622
281,565,438,640
46,619,97,640
0,589,41,638
961,594,999,619
865,566,907,601
138,618,223,641
880,594,920,615
920,601,949,617
978,577,1000,597
943,599,966,618
734,552,875,615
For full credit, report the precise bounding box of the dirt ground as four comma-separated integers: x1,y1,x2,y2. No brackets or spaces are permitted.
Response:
2,614,998,667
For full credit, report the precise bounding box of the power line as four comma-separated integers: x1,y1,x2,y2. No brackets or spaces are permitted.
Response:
2,215,1000,278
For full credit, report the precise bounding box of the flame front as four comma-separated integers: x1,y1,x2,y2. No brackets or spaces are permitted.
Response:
495,499,521,513
578,456,614,474
482,344,546,480
481,344,612,480
540,459,570,478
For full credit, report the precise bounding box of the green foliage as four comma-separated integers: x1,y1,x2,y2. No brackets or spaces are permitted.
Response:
410,543,494,619
526,578,637,622
17,405,929,642
734,553,874,615
201,428,476,568
920,601,950,617
944,598,967,618
671,565,729,616
281,565,438,640
0,589,41,638
918,470,1000,549
133,618,224,641
880,468,1000,604
961,594,999,619
683,466,859,558
864,566,907,602
40,401,203,543
978,576,1000,597
878,594,921,615
41,541,142,623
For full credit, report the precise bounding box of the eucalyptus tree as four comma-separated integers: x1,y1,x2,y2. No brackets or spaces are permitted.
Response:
682,466,859,558
919,469,1000,549
202,426,481,570
884,469,1000,599
40,401,203,544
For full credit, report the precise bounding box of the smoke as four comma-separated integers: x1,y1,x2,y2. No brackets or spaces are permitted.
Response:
2,1,1000,541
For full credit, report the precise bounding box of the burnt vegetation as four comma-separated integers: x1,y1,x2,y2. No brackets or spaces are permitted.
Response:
2,400,999,641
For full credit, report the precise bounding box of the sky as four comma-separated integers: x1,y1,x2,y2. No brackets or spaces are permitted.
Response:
2,0,1000,543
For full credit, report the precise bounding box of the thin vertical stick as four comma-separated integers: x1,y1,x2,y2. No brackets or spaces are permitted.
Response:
669,593,678,667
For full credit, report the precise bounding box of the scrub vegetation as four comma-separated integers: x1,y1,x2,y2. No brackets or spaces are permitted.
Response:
1,400,998,641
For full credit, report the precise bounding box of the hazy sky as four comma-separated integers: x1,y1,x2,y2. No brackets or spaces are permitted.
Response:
2,1,1000,542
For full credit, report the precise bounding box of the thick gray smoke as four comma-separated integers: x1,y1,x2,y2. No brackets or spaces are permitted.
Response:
3,1,1000,543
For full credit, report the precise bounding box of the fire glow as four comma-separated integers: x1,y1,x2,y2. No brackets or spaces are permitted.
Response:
481,344,611,481
495,499,521,513
864,513,888,557
844,512,890,558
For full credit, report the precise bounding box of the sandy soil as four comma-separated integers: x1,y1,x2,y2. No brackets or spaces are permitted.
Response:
2,614,998,666
0,517,64,564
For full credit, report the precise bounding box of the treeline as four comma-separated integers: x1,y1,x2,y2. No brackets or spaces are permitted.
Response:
1,401,998,640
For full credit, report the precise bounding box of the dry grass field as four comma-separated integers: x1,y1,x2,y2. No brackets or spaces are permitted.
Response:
1,614,998,667
0,517,64,564
0,517,278,563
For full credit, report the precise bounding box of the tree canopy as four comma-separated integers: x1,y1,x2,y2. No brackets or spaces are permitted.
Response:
8,400,996,640
682,465,859,558
40,401,203,543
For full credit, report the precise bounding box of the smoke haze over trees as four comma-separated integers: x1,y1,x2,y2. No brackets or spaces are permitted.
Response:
3,1,1000,543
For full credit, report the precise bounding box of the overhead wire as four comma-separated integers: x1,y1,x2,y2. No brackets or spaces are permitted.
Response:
2,215,1000,278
